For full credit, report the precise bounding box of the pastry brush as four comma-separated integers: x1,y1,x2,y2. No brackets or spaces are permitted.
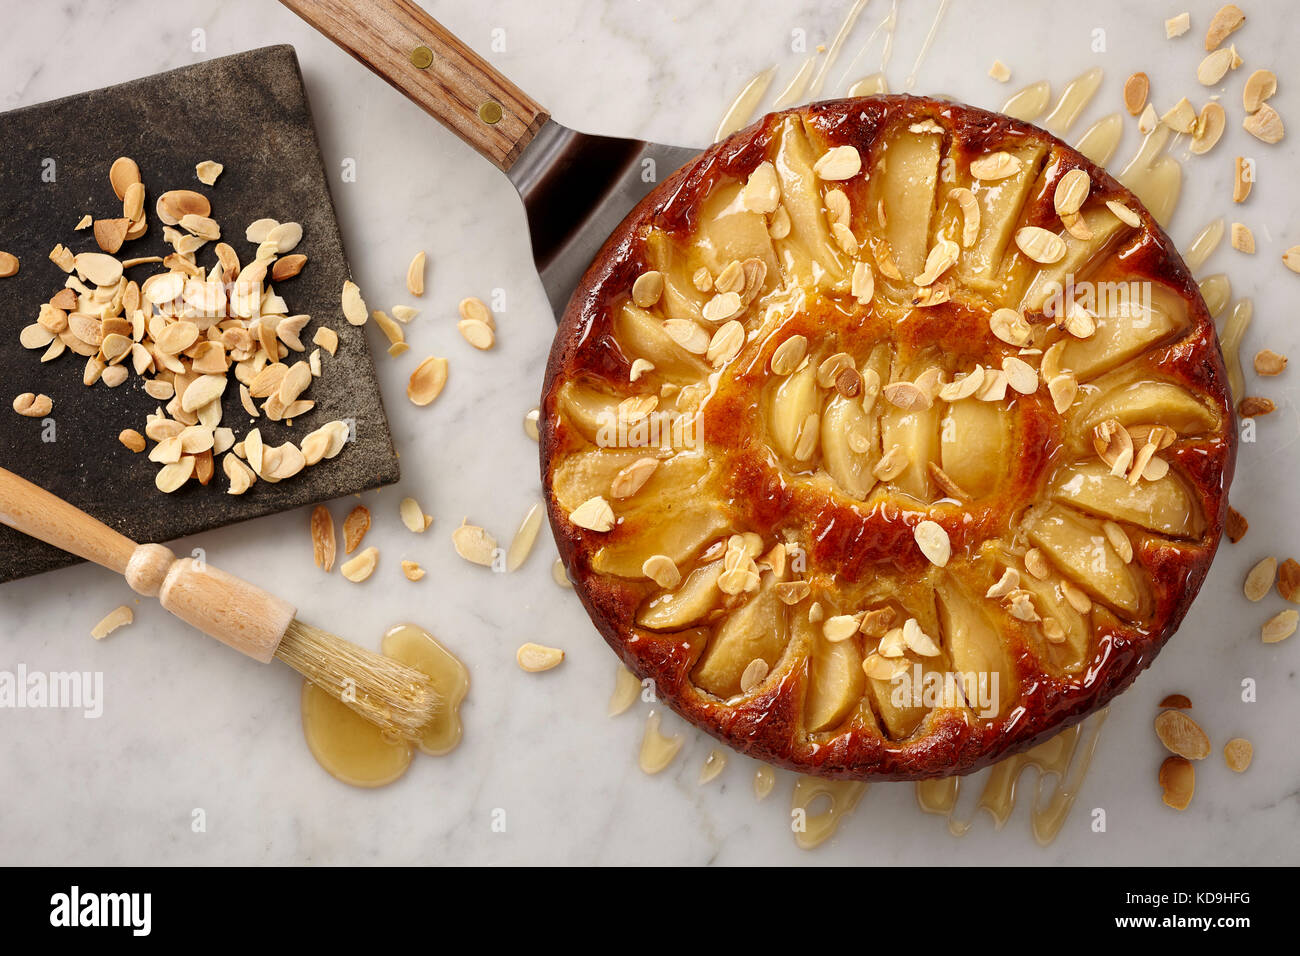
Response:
0,465,437,739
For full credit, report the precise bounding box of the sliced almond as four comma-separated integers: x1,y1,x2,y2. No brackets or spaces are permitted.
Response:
570,495,615,532
1243,103,1285,144
1262,608,1298,643
195,160,224,185
642,554,681,589
913,520,950,567
770,334,808,375
399,496,431,533
452,520,498,566
109,156,141,200
1105,200,1141,227
517,642,564,673
1155,709,1211,760
1190,102,1227,154
741,161,781,214
1234,156,1254,203
12,393,52,417
1053,168,1091,218
90,605,133,640
341,280,368,326
1231,221,1255,253
340,546,379,583
632,270,664,308
1123,72,1149,116
1243,69,1278,113
1014,226,1066,264
812,145,861,180
1223,737,1253,772
458,318,495,349
1159,756,1195,811
1197,47,1236,86
407,355,449,406
1205,4,1245,50
406,251,426,296
969,151,1021,181
401,560,425,582
311,505,336,572
342,504,371,554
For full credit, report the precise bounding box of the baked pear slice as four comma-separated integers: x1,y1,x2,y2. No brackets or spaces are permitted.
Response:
770,116,848,290
1049,461,1203,539
1026,505,1143,617
693,578,790,698
939,398,1009,499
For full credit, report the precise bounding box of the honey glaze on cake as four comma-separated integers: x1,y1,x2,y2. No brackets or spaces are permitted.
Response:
540,95,1235,780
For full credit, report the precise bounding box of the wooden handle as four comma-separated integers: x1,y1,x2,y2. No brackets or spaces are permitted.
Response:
280,0,549,170
0,466,294,663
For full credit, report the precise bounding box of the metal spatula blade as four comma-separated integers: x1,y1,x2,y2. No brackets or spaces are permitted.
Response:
280,0,701,320
508,120,699,319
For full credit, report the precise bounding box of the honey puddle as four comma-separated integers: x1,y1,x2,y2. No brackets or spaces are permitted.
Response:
639,710,684,773
790,777,868,849
1001,80,1051,122
753,766,776,800
714,66,778,142
608,664,641,716
699,749,728,784
301,623,468,788
917,709,1108,845
1119,122,1181,226
1185,218,1226,274
1043,67,1103,136
846,73,889,97
1199,274,1231,320
1074,113,1123,167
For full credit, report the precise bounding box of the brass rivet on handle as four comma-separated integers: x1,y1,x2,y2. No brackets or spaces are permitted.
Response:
409,45,433,69
479,101,503,125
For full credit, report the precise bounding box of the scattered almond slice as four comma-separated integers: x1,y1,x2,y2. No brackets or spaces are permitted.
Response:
517,642,565,672
1226,506,1248,543
401,560,425,581
1137,102,1158,134
913,520,950,567
1159,756,1194,811
1243,556,1276,601
1205,4,1245,50
458,318,495,349
1190,102,1227,154
1197,47,1237,86
1160,693,1192,709
340,546,379,583
341,280,368,325
1231,222,1255,253
1223,737,1253,772
399,496,432,533
195,160,224,185
342,505,371,554
1123,72,1148,115
453,520,498,566
407,355,449,406
1165,13,1191,39
12,393,52,417
1243,103,1285,144
988,60,1010,83
406,251,426,296
569,495,615,532
969,151,1021,180
1155,709,1211,760
90,605,134,640
1277,558,1300,603
304,503,337,573
1261,609,1298,643
812,145,861,180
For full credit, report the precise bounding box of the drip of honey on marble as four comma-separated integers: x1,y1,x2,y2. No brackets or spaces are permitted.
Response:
914,709,1107,844
300,623,468,788
773,56,818,109
809,0,873,99
1002,80,1051,122
714,66,778,142
1074,113,1123,167
903,0,951,91
791,777,869,849
1043,67,1103,135
639,711,684,773
753,765,776,800
847,73,890,97
1198,274,1231,320
699,749,728,784
1119,123,1181,226
608,664,640,717
1185,218,1226,274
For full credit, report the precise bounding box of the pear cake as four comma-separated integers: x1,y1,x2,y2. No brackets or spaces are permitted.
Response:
539,95,1235,779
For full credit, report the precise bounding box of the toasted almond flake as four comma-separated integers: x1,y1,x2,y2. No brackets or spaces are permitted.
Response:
155,457,195,493
340,280,367,326
407,355,449,406
569,495,615,532
772,580,809,605
1275,558,1300,602
738,658,770,694
1053,168,1091,218
1231,222,1255,253
988,307,1030,347
610,456,659,500
873,443,908,481
1205,4,1245,50
1189,102,1226,155
913,520,950,567
405,250,426,296
663,319,709,354
813,145,861,180
12,393,52,417
823,614,860,643
1197,47,1236,86
1262,608,1298,643
1243,103,1285,144
631,270,664,308
988,59,1011,83
1060,580,1091,615
517,642,564,672
901,617,940,656
877,627,906,657
1155,709,1211,760
883,381,931,411
109,156,140,199
340,546,379,583
1243,69,1278,113
1015,226,1066,264
1219,737,1252,773
824,188,851,228
1063,302,1096,339
1005,589,1040,622
975,369,1008,402
1238,396,1276,418
1250,348,1286,376
399,560,425,582
862,654,905,681
627,357,656,383
642,554,681,589
1001,356,1038,394
310,505,336,572
452,316,493,350
1243,556,1276,601
452,520,497,566
706,320,745,367
770,334,808,375
969,151,1022,181
93,218,129,254
1166,12,1191,39
195,160,223,185
742,161,781,214
942,187,979,249
914,238,959,286
1161,97,1197,134
156,189,209,225
1137,102,1159,134
90,605,133,640
1019,548,1047,579
767,204,792,239
691,267,713,292
1123,72,1149,115
1159,756,1195,810
398,496,428,534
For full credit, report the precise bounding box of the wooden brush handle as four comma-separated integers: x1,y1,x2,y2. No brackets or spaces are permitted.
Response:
0,467,294,664
280,0,549,170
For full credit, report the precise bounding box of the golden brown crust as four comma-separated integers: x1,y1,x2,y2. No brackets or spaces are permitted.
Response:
540,95,1235,780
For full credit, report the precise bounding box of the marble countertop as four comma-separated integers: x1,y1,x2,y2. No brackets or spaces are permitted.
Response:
2,0,1297,865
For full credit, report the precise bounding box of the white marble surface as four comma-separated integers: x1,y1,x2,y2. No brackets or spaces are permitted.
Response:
2,0,1298,865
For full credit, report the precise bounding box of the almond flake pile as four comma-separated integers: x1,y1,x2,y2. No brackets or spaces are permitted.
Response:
16,156,352,494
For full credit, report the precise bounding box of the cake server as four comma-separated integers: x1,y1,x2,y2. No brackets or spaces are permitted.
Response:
280,0,700,319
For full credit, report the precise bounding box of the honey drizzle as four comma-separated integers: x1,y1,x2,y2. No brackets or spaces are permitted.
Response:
773,56,819,109
903,0,951,91
638,710,684,773
791,777,869,849
608,663,640,716
753,765,776,799
1001,80,1051,122
809,0,874,99
1075,112,1123,167
1185,218,1226,274
914,709,1107,844
714,66,778,142
1198,274,1231,320
699,749,728,784
1118,123,1181,227
1043,67,1103,135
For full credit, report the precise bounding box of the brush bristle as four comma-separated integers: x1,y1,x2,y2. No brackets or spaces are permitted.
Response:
276,619,439,739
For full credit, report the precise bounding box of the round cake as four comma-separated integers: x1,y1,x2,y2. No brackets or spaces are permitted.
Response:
539,95,1235,779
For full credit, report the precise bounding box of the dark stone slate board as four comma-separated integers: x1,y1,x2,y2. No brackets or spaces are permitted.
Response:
0,46,400,583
